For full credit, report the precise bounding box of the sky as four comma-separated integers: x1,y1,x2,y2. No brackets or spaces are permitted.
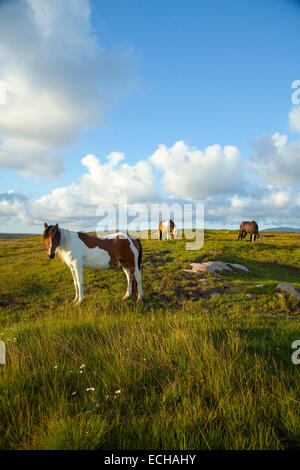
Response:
0,0,300,232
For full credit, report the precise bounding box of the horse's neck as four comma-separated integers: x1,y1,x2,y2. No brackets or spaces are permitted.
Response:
58,228,74,251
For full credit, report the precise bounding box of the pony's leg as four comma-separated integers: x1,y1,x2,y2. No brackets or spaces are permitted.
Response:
70,265,79,303
121,266,133,300
159,230,162,240
73,262,84,306
134,266,143,302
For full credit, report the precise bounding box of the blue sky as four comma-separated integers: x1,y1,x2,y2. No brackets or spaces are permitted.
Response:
0,0,300,232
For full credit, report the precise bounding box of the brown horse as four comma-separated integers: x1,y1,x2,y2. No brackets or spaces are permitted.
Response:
238,221,260,242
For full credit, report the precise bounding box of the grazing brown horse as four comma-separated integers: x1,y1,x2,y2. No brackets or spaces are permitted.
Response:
238,221,260,242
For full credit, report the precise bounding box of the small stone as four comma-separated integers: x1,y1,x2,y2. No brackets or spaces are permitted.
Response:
211,292,221,299
230,263,249,272
246,293,255,299
276,283,300,302
190,261,232,273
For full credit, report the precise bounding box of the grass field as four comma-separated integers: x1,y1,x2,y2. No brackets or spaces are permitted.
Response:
0,229,299,450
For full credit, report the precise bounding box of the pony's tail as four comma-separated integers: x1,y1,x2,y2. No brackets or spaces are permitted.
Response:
137,238,142,269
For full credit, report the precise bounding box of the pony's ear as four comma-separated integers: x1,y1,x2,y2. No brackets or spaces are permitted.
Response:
44,223,48,229
55,223,59,229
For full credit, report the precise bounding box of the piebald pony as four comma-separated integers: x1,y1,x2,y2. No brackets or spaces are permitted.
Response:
158,219,178,240
42,223,143,305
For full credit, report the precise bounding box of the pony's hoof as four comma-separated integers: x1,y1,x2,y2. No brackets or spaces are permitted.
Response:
73,297,78,304
122,294,131,300
75,298,84,306
136,297,143,303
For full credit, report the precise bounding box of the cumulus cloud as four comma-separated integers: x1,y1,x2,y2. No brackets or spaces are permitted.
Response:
249,132,300,185
31,151,155,226
0,0,136,178
0,191,32,225
150,140,245,198
2,134,300,230
205,187,300,228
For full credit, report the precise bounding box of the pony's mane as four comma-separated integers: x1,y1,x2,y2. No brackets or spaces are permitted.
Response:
42,225,55,239
58,228,69,245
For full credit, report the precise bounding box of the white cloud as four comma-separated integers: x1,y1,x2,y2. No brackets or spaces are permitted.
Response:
205,187,300,228
0,191,32,225
32,151,155,226
0,0,136,178
2,135,300,231
150,140,245,198
249,132,300,185
0,149,156,229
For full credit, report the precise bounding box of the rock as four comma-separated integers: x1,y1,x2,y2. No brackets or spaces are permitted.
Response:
190,261,232,273
246,293,255,299
211,292,221,299
276,283,300,302
230,263,249,272
187,261,249,274
256,284,263,288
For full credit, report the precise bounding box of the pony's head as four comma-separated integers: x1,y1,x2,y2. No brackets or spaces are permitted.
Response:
42,223,60,259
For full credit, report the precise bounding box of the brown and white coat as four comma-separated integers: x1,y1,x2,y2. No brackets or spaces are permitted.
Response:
158,219,178,240
43,224,143,305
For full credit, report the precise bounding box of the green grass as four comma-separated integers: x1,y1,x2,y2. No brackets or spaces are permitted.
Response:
0,230,300,449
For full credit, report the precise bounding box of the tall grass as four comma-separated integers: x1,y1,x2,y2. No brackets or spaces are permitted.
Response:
0,231,299,449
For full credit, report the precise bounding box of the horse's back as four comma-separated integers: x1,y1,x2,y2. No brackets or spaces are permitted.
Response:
240,221,258,233
160,220,174,232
